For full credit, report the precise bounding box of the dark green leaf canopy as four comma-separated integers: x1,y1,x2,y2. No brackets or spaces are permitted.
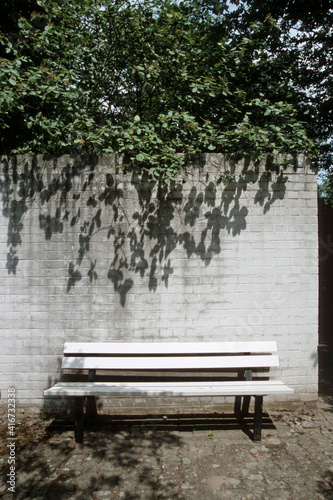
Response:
0,0,326,181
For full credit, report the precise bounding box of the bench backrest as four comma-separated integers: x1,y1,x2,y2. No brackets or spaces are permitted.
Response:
62,341,279,371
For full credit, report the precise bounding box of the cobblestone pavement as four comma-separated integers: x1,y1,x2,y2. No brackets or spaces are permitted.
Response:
0,397,333,499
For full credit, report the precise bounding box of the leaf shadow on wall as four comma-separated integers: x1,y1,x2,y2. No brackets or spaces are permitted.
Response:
0,154,290,306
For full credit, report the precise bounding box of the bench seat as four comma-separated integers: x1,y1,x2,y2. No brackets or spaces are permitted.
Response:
45,380,294,397
44,341,294,443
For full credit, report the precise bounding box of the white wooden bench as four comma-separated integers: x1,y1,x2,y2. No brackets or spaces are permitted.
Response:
44,341,294,443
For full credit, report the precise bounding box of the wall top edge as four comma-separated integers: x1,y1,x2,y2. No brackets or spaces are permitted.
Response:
0,152,316,175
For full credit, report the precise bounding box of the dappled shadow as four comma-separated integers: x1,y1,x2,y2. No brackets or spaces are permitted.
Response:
0,406,278,498
79,411,276,442
254,171,288,214
0,153,288,305
320,395,333,415
0,414,186,499
317,470,333,498
0,154,98,277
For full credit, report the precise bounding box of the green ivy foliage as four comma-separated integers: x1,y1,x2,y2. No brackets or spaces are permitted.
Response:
227,0,332,172
0,0,315,182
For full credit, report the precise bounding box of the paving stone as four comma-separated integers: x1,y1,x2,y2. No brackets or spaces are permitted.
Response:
1,399,333,499
92,491,113,499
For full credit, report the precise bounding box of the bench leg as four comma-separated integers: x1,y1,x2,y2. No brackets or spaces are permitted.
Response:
86,370,97,418
241,396,251,416
253,395,263,442
75,397,84,444
234,395,241,415
234,395,251,416
86,396,98,418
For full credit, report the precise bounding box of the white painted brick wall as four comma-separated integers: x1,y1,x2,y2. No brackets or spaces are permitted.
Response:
0,154,318,408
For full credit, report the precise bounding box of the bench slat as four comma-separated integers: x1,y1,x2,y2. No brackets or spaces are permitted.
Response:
44,380,294,397
64,341,277,355
62,354,279,370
